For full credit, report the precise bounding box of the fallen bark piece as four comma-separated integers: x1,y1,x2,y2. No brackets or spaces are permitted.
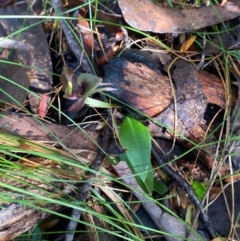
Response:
0,111,98,153
149,59,208,139
149,60,229,174
0,203,61,241
118,0,240,33
0,149,90,241
199,70,237,109
104,57,172,116
104,49,235,117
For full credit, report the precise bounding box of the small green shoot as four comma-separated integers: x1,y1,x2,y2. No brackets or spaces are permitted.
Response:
192,181,206,201
153,180,168,195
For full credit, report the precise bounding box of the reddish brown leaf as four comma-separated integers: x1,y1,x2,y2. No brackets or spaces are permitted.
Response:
180,35,196,52
39,93,49,118
77,11,102,76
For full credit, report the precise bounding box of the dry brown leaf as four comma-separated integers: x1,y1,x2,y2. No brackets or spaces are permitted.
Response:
180,35,196,52
118,0,240,33
224,173,240,183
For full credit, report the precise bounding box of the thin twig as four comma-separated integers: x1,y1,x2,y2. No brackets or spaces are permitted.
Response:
64,113,112,241
152,144,217,239
51,0,95,75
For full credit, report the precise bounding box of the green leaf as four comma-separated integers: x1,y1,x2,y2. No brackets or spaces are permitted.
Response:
192,181,206,201
119,150,153,194
119,117,152,185
153,181,168,195
29,225,42,241
185,204,194,225
135,170,154,194
10,225,43,240
85,97,118,108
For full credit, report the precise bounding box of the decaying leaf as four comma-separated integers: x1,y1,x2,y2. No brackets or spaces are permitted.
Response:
39,93,49,118
118,0,240,33
180,35,196,52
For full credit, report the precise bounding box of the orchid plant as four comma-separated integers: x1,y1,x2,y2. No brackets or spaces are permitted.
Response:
60,66,116,112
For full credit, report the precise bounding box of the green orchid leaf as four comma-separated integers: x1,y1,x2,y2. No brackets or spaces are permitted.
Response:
119,117,152,184
135,169,154,194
